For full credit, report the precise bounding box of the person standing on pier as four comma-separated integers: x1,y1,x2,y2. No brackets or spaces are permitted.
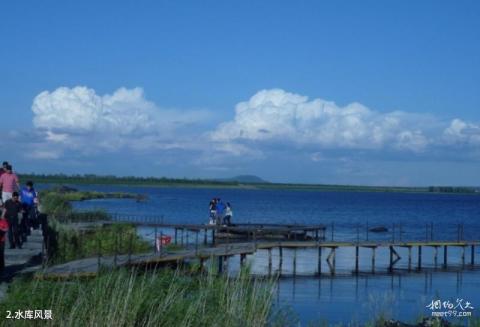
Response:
4,192,22,249
223,202,233,226
215,198,226,225
0,164,20,203
20,181,39,242
209,198,217,225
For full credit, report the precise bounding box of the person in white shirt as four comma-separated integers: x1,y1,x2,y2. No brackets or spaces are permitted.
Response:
223,202,233,226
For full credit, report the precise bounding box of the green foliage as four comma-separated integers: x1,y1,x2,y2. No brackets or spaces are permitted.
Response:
0,269,276,327
21,173,479,194
50,224,152,264
21,173,241,187
39,189,138,222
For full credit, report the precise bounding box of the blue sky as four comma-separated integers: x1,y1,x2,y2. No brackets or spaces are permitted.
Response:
1,1,479,185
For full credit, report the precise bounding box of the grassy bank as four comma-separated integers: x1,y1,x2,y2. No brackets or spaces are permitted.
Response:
38,188,151,264
0,269,278,327
47,222,152,265
39,188,141,222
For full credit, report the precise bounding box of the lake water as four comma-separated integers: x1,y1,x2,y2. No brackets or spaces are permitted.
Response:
70,185,480,325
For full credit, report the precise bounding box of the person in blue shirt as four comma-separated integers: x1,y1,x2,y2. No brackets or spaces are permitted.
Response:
215,198,226,225
20,181,39,242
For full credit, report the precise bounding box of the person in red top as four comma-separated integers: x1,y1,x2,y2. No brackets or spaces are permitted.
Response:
0,208,9,272
0,164,19,203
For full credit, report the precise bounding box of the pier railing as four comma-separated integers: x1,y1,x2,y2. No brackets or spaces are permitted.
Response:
40,212,480,278
54,211,478,243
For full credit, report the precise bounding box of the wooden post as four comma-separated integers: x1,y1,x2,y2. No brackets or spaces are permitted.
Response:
79,232,83,259
204,228,207,245
128,232,133,264
293,248,297,277
332,248,336,274
417,246,422,270
240,253,246,266
366,221,369,241
331,222,334,241
434,246,438,267
159,231,163,256
327,247,336,275
226,226,230,253
186,230,189,246
399,223,403,242
389,246,393,272
97,234,101,269
461,246,465,266
114,233,118,266
279,246,283,276
408,246,412,271
315,229,319,241
444,245,448,268
317,246,322,275
371,247,376,273
154,227,158,253
218,256,223,274
174,228,178,245
355,246,359,274
212,229,216,246
181,228,184,246
195,231,199,255
224,255,229,274
268,248,272,276
471,245,475,266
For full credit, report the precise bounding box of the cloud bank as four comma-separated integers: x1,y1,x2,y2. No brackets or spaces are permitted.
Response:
211,89,435,152
31,86,210,155
28,86,479,171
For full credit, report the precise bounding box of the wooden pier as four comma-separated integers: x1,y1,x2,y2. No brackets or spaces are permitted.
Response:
106,221,327,244
35,238,479,279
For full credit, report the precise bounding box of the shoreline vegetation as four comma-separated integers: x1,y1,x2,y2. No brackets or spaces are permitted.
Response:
20,173,480,194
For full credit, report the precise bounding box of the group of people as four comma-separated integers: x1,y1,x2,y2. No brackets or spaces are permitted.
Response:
208,198,233,226
0,161,40,272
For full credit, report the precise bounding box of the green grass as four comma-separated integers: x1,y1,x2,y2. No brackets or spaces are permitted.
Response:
0,268,278,327
48,223,152,264
39,189,140,222
38,188,152,264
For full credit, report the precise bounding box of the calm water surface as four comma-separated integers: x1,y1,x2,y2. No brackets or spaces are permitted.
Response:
70,185,480,325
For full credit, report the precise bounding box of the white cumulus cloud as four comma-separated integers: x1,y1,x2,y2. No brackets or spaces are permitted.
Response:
31,86,211,153
443,119,480,146
28,86,480,167
211,89,430,152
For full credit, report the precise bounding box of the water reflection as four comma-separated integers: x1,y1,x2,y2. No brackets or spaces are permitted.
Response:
275,271,479,325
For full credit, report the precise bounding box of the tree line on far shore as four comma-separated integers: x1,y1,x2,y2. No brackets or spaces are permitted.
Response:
17,173,479,194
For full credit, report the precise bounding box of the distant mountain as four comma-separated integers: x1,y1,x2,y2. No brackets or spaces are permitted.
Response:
216,175,268,184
